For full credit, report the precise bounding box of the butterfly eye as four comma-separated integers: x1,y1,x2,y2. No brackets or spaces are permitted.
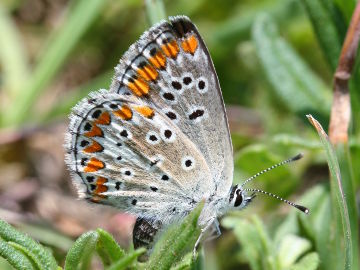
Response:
234,189,243,207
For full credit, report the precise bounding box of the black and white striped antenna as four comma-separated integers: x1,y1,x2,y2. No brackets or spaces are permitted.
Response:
241,153,309,214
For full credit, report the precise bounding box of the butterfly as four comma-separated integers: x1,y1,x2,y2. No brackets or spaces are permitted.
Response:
64,15,309,255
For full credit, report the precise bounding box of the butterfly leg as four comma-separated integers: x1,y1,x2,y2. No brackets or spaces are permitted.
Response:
204,218,221,243
193,217,217,257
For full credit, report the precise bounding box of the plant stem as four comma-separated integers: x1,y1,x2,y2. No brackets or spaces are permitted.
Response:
329,2,360,144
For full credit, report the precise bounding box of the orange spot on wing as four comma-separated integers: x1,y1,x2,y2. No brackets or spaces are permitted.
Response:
96,176,107,185
83,140,103,153
127,78,150,96
148,51,166,69
134,105,154,119
90,195,106,203
181,35,198,54
84,124,103,137
95,112,111,125
94,177,108,194
161,40,179,58
137,64,158,81
113,105,133,120
84,157,105,173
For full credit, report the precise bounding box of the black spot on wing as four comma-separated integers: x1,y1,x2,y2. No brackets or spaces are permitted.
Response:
188,109,204,120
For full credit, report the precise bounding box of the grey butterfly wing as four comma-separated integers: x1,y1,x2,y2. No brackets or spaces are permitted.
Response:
64,90,212,224
110,16,233,197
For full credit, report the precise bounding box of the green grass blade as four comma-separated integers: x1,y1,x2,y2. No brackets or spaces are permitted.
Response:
146,201,204,270
334,0,356,23
0,3,29,98
64,231,99,270
210,0,302,46
272,134,322,149
300,0,343,71
0,240,35,270
307,115,352,270
334,144,359,270
145,0,166,26
0,220,58,270
252,14,331,115
95,228,125,266
7,0,108,126
107,248,145,270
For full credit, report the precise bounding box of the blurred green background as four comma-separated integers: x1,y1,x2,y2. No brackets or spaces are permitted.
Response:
0,0,359,269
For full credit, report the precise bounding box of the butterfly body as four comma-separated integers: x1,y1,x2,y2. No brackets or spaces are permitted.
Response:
65,15,254,250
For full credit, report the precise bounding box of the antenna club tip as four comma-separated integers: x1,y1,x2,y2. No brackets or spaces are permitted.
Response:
295,204,310,214
291,153,304,161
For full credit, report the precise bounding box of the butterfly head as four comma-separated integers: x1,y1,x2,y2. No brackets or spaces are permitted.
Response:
228,184,255,210
226,154,309,214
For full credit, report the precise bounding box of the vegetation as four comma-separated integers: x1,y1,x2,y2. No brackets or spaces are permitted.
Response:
0,0,359,269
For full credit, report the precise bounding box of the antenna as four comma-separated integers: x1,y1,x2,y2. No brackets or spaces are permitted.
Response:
240,153,303,189
244,188,309,214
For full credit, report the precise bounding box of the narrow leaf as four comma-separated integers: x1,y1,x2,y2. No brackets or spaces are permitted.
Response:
0,240,35,270
145,0,166,26
300,0,343,71
95,228,125,266
64,231,99,270
307,114,352,270
252,14,331,115
41,71,112,122
0,220,58,270
334,145,359,270
107,248,145,270
7,0,108,126
17,223,74,251
146,201,204,270
334,0,357,23
0,3,29,104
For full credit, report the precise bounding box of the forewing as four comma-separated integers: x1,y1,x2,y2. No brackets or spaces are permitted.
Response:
110,16,233,196
64,90,212,224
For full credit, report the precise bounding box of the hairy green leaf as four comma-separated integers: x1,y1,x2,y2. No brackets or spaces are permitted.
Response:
64,231,99,270
96,228,125,266
0,220,58,270
107,248,145,270
0,240,35,270
146,201,204,270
